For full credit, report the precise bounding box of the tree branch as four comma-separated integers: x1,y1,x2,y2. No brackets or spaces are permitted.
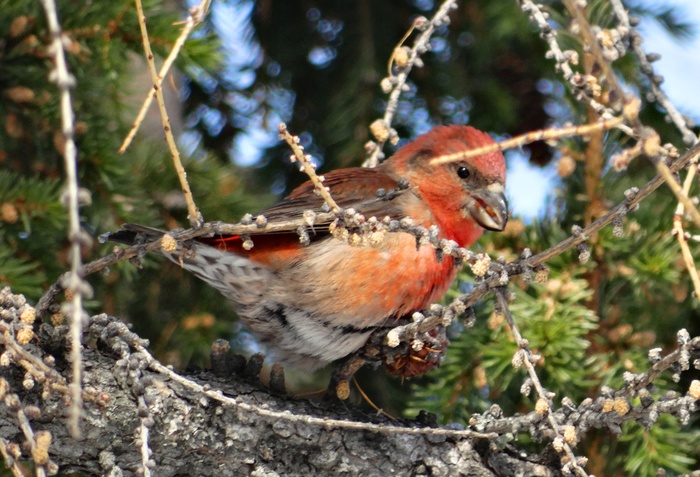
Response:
0,290,560,476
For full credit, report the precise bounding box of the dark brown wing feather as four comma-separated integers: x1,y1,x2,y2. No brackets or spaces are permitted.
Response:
198,167,411,251
253,167,409,231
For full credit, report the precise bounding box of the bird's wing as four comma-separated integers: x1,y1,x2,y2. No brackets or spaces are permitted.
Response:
197,166,413,251
105,167,413,252
263,167,407,224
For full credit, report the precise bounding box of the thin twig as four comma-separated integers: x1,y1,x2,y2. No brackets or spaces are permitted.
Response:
352,376,397,421
278,123,340,211
119,0,212,154
137,396,152,477
673,164,700,300
609,0,697,145
16,410,46,477
656,155,700,227
134,340,496,439
363,0,458,167
616,332,699,398
0,333,107,405
38,0,84,439
495,290,589,477
134,0,203,228
519,0,614,118
430,117,623,165
0,438,25,477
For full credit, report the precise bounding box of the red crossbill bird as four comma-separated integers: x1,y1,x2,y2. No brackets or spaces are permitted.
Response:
107,125,507,376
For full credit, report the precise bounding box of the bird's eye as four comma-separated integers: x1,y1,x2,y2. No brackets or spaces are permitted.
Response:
457,166,471,179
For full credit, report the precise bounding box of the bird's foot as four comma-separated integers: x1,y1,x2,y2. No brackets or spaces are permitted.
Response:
209,339,287,395
324,354,368,401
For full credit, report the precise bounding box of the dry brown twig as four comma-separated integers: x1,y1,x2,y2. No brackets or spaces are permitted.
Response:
278,123,340,212
672,162,700,299
119,0,212,154
0,438,24,477
134,0,203,228
430,117,624,165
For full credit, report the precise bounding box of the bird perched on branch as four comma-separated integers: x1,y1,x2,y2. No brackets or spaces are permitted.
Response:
107,125,507,381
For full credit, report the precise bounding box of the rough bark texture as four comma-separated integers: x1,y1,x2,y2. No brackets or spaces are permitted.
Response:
0,290,560,477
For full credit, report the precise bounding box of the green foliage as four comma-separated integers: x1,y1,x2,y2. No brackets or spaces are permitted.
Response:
0,170,64,289
0,249,45,297
492,280,600,393
0,0,251,362
619,416,700,477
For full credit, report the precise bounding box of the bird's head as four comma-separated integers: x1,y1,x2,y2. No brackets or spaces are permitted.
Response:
385,125,508,245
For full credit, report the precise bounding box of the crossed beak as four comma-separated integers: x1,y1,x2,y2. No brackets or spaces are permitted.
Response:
466,183,508,232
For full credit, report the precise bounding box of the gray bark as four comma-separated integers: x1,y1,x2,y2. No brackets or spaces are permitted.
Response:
0,291,559,477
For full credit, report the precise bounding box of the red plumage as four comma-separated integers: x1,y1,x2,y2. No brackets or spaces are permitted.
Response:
110,125,508,374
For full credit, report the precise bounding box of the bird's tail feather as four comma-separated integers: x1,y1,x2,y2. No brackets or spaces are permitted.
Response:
99,223,166,246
